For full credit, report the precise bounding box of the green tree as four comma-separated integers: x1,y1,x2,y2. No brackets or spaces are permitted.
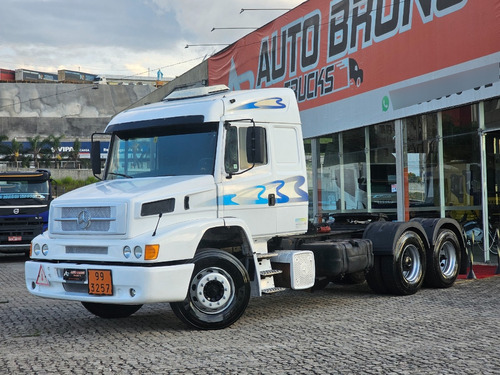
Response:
45,134,64,168
69,138,81,168
27,135,50,169
9,138,23,167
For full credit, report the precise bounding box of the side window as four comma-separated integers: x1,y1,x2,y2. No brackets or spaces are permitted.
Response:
224,124,268,174
225,126,239,173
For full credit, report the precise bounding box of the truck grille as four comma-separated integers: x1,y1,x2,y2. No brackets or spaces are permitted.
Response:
59,207,112,232
52,204,126,235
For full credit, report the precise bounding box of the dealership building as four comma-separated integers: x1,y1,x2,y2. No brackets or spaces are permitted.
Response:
141,0,500,262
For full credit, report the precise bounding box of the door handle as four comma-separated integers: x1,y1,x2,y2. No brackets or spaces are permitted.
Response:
268,194,276,206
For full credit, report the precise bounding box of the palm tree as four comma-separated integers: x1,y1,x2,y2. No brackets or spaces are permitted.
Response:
69,138,81,168
45,134,64,168
9,138,23,168
27,135,50,169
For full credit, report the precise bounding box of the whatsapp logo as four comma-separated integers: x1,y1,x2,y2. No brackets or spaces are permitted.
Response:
382,96,390,112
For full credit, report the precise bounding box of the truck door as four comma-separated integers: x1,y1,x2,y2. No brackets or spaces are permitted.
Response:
220,121,277,237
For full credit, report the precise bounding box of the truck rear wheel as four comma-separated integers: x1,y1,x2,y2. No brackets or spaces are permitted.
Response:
424,229,460,288
170,249,250,330
381,231,426,295
81,302,143,318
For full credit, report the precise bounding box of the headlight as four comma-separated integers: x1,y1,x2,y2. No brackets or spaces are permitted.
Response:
134,246,143,259
123,245,131,259
33,243,41,256
42,244,49,256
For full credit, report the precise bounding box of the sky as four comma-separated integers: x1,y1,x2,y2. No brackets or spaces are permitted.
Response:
0,0,306,80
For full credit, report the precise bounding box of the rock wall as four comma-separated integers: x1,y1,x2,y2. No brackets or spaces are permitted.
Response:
0,82,156,141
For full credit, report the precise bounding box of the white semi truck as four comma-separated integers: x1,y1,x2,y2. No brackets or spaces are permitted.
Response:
25,86,468,330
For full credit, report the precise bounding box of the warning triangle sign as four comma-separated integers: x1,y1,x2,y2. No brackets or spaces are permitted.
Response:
36,265,50,286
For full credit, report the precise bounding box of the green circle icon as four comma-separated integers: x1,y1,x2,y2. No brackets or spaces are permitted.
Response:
382,96,390,112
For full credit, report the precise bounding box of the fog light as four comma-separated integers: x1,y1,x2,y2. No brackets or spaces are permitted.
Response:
129,288,136,297
145,244,159,260
33,243,40,256
123,246,131,258
134,246,143,259
42,244,49,256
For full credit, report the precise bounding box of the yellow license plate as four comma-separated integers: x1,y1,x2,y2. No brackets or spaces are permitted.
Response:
88,269,113,296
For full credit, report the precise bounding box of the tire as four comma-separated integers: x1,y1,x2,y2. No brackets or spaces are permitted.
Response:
424,229,460,288
81,302,142,318
365,255,389,294
170,249,251,330
381,231,426,295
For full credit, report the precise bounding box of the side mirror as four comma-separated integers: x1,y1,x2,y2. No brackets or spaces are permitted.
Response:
246,126,266,164
91,141,102,176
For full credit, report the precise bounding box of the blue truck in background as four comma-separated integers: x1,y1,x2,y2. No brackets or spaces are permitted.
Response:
0,170,52,255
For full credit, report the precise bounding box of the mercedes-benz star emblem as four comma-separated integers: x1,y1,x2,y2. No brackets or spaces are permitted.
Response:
13,208,19,214
77,209,92,229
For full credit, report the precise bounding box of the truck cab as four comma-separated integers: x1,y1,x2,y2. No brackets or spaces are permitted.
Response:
26,86,311,329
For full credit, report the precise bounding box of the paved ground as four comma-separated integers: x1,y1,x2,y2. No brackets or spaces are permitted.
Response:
1,253,499,374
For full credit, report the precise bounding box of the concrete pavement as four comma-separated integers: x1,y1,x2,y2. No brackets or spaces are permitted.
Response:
1,254,499,374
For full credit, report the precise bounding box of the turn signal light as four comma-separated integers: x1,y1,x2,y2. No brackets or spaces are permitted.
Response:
145,244,159,260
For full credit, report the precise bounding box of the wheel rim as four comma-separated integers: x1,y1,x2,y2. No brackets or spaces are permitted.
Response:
190,267,234,314
400,244,422,284
439,240,457,278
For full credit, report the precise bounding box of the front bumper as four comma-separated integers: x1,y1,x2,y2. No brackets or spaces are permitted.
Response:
25,261,194,304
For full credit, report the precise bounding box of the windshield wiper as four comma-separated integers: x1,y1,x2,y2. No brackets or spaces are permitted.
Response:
108,172,133,179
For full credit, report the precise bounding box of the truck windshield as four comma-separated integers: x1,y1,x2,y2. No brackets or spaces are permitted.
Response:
0,180,50,203
105,123,218,179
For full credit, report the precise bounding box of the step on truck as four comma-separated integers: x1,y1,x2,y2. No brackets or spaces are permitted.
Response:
0,170,52,255
25,86,468,330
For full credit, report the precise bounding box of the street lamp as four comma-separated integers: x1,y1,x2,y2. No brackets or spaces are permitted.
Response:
240,8,291,14
185,44,229,49
211,27,258,32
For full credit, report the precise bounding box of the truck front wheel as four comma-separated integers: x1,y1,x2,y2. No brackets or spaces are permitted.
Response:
170,249,251,330
381,231,426,295
424,229,460,288
81,302,143,318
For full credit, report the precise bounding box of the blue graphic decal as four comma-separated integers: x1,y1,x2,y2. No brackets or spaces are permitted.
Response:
255,185,268,204
221,175,308,207
223,194,238,205
291,175,309,202
272,180,289,203
233,97,286,111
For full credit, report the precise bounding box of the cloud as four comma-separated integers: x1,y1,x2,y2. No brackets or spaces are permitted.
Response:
0,0,305,77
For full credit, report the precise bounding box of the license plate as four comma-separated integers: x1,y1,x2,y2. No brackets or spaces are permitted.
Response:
8,236,22,242
88,269,113,296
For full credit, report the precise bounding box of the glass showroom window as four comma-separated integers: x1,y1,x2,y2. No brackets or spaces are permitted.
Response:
441,104,481,222
316,128,368,216
483,97,500,256
317,134,340,216
369,122,396,219
342,127,367,211
405,114,440,218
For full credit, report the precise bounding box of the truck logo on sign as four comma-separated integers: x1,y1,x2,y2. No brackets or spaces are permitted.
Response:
77,209,91,229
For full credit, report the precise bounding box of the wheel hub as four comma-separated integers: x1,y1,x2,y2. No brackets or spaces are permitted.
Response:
439,240,457,277
401,245,422,283
190,267,234,314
